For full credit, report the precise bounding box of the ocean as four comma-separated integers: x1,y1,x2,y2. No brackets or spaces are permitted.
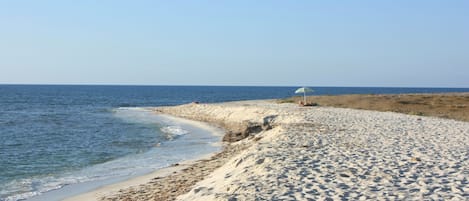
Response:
1,85,468,201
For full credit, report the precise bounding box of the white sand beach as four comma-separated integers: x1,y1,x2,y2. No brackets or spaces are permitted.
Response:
74,100,469,200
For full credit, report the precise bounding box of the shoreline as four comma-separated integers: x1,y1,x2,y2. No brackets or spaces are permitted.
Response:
65,93,469,200
101,98,468,200
65,101,266,201
97,141,250,201
95,106,257,201
28,113,224,201
63,153,217,201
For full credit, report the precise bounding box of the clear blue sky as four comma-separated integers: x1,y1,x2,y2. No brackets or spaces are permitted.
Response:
1,0,468,87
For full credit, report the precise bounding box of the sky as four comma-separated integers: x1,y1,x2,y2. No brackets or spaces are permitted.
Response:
0,0,468,87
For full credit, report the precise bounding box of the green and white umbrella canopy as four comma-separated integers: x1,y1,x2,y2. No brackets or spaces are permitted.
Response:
295,87,314,103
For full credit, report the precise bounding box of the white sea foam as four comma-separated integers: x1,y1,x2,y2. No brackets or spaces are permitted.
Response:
114,107,190,138
160,126,189,136
5,191,40,201
8,147,175,201
7,107,221,201
3,176,71,201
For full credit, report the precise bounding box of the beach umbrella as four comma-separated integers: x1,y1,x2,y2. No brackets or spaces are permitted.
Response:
295,87,314,103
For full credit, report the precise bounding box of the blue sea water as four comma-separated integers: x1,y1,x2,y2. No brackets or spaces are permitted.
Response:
0,85,468,201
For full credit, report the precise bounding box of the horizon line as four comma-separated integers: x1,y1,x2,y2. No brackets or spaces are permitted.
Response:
0,83,468,89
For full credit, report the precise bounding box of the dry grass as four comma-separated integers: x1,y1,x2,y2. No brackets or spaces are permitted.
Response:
278,93,469,122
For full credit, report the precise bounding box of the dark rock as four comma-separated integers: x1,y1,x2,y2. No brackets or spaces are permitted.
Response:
256,158,265,165
339,173,350,178
222,119,275,142
223,131,248,142
263,115,277,130
228,197,238,201
194,187,206,194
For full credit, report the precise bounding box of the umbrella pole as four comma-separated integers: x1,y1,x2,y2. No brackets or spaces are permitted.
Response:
303,91,306,103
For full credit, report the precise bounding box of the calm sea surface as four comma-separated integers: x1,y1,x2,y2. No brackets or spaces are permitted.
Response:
1,85,468,200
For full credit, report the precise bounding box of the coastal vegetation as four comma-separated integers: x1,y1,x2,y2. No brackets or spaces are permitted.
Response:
278,93,469,122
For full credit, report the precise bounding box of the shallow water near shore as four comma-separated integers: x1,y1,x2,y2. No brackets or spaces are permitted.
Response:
1,85,468,201
27,111,224,201
5,107,224,201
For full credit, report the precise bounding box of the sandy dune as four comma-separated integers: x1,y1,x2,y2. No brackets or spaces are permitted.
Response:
161,101,469,200
82,100,468,200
